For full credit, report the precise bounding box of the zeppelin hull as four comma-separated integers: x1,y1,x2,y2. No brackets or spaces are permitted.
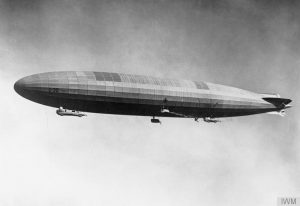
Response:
14,71,282,118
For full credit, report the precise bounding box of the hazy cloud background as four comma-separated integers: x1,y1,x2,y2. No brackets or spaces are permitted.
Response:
0,0,299,205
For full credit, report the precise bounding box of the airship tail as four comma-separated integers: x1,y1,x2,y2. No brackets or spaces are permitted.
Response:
266,109,287,117
262,97,292,117
262,97,292,109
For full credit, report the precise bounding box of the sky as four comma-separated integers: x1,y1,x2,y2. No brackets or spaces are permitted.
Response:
0,0,299,205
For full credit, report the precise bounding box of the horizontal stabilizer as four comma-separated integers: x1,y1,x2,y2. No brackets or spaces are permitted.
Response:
267,110,286,117
262,97,292,108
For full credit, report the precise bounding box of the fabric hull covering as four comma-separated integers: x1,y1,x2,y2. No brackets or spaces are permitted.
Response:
14,71,288,118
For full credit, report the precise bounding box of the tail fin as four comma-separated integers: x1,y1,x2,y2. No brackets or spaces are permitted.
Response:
262,97,292,108
266,110,286,117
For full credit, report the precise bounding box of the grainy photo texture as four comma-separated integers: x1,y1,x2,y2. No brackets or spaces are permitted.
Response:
0,0,299,206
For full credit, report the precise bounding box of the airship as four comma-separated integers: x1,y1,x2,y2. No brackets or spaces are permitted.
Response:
14,71,291,123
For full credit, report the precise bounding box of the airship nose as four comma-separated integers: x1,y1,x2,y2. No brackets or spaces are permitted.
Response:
14,75,38,98
14,78,26,96
14,73,54,106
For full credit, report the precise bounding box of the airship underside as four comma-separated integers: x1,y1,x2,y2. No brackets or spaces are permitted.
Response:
14,71,291,123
